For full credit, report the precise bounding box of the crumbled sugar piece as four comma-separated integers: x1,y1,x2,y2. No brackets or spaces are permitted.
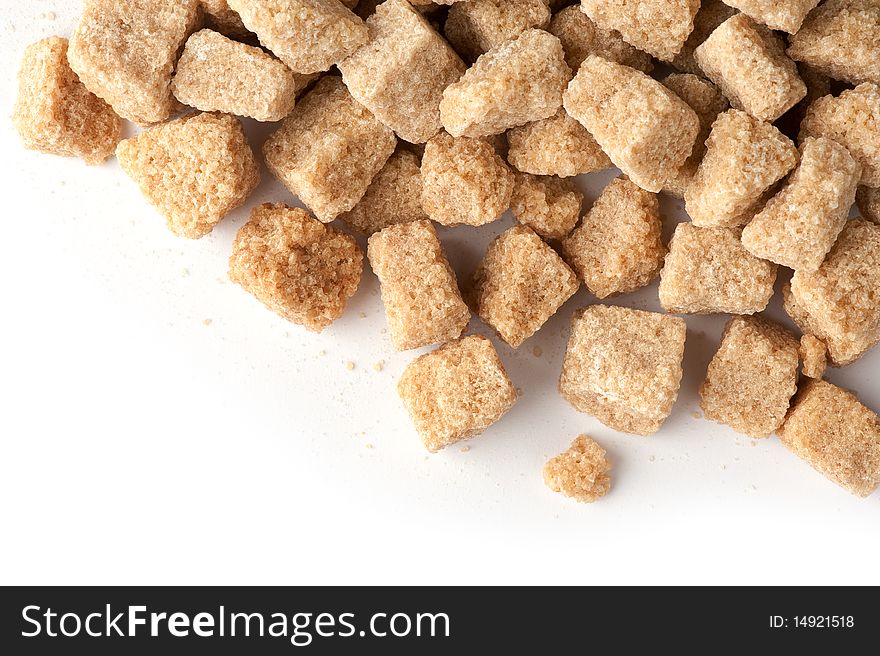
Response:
543,435,611,503
777,380,880,497
564,56,699,193
373,361,385,372
549,5,652,73
787,0,880,87
799,334,828,380
68,0,201,126
228,203,363,332
695,14,806,123
510,173,583,240
559,305,687,435
472,226,579,348
263,76,396,223
440,29,570,138
420,132,514,226
699,316,799,438
857,186,880,224
506,109,612,178
201,0,251,38
742,137,861,272
562,176,665,299
784,219,880,366
367,220,470,351
460,445,471,453
202,318,213,326
685,109,798,227
722,0,819,33
346,361,356,371
227,0,368,74
117,113,260,239
800,83,880,188
398,335,518,452
670,0,736,75
580,0,700,61
532,346,543,358
445,0,550,62
659,223,777,315
13,37,121,165
339,0,466,143
173,29,297,122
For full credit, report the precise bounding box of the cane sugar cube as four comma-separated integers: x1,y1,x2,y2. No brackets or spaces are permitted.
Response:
440,29,570,138
548,5,652,73
699,316,800,438
201,0,250,37
785,219,880,366
777,380,880,497
472,226,579,348
117,113,260,239
800,334,828,380
559,305,687,436
368,220,470,351
722,0,819,33
264,77,396,223
562,176,665,299
172,30,297,122
857,186,880,224
398,335,519,452
543,435,611,503
564,56,699,193
580,0,700,61
229,203,363,332
742,137,862,272
506,109,612,178
788,0,880,87
339,0,466,144
227,0,367,74
670,0,736,75
510,173,583,241
685,110,798,227
695,14,806,123
68,0,201,126
659,223,777,315
13,37,121,165
800,84,880,188
340,150,428,235
420,132,514,226
445,0,550,63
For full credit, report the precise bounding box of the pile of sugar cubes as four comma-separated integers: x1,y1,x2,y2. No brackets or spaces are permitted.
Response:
13,0,880,502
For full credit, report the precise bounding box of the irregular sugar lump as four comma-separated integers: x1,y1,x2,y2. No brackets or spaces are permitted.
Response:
543,435,611,503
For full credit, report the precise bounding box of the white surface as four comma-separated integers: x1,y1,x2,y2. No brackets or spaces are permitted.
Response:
1,2,878,587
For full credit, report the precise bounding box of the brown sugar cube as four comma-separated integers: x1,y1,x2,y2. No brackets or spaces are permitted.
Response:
722,0,819,33
549,5,652,73
661,73,729,198
685,109,798,227
506,109,612,178
397,335,519,452
799,334,828,380
445,0,550,63
659,223,777,315
339,0,466,144
367,220,470,351
777,380,880,497
420,132,514,226
68,0,201,126
172,30,297,122
742,137,861,272
788,0,880,87
339,149,428,235
510,173,583,241
562,176,665,299
264,77,396,223
800,83,880,188
543,435,611,503
559,305,687,436
580,0,700,61
670,0,737,75
472,226,579,348
785,219,880,365
227,0,367,74
229,203,363,332
564,56,699,193
13,37,121,165
117,113,260,239
695,14,806,123
857,186,880,224
699,316,800,438
440,29,570,138
201,0,250,38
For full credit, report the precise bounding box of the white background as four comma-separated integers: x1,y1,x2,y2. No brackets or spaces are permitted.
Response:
1,1,878,586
